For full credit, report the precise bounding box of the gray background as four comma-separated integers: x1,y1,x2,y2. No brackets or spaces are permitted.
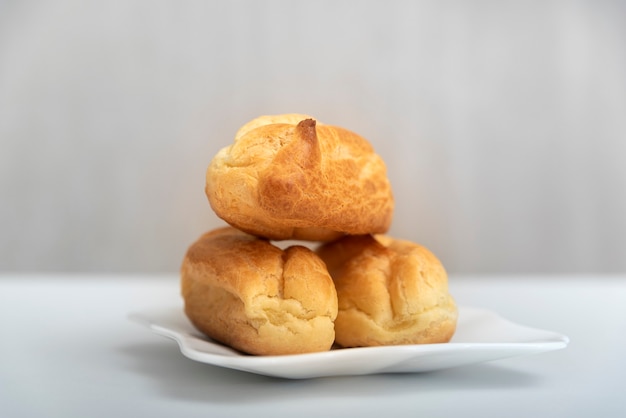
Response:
1,0,625,274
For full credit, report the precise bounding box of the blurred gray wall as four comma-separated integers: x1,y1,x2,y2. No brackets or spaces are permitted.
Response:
1,0,625,274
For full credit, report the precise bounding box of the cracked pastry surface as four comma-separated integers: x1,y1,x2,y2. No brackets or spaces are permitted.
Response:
316,234,457,347
181,226,338,355
205,114,394,241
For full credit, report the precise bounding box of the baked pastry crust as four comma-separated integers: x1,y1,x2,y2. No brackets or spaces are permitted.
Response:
205,114,394,241
316,234,457,347
181,226,338,355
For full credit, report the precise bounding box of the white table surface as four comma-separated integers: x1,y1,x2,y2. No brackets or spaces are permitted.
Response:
1,274,625,418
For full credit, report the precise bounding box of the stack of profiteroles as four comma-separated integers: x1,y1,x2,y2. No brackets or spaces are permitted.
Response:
180,114,457,355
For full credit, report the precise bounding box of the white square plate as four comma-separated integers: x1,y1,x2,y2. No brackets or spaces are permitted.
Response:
128,306,569,379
